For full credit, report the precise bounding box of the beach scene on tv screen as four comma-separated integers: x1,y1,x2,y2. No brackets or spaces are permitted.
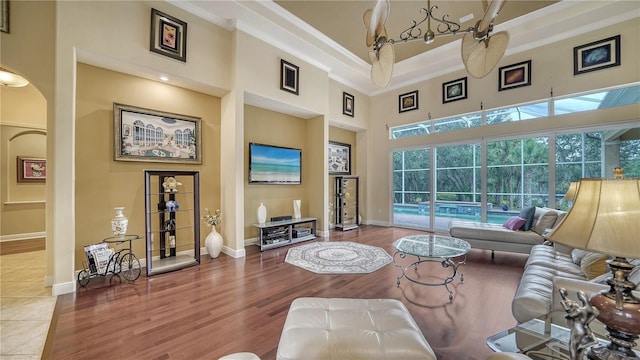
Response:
250,144,301,183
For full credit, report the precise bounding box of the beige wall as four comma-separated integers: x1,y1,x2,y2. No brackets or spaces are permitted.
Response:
75,63,221,269
365,18,640,225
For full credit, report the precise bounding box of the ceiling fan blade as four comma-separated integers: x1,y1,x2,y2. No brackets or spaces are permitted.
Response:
463,31,509,79
365,0,390,48
370,43,395,87
477,0,506,35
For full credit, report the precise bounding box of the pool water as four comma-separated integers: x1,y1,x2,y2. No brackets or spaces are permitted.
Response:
394,204,511,225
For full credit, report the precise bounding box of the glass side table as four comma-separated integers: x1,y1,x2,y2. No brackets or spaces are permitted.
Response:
392,235,470,301
487,311,640,359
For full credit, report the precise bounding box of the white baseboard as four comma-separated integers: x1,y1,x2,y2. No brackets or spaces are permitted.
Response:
52,281,74,296
0,232,46,242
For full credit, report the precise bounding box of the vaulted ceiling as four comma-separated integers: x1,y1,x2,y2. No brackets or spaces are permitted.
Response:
170,0,637,95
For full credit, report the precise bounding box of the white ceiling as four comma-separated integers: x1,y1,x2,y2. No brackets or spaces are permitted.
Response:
169,0,638,97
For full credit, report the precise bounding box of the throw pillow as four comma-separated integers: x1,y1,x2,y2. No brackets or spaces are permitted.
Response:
581,252,609,280
519,206,536,231
533,210,558,235
571,249,593,265
503,216,527,231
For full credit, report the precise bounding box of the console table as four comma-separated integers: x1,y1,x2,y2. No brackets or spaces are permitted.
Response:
253,217,317,251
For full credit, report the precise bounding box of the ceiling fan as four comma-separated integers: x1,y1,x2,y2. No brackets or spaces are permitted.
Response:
363,0,509,87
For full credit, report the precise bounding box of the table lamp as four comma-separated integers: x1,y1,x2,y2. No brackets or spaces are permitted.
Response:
547,176,640,360
562,181,580,202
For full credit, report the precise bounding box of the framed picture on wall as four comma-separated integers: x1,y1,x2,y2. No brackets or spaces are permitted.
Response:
17,156,46,183
0,0,9,33
328,141,351,175
280,59,299,95
150,8,187,62
343,92,354,117
573,35,620,75
498,60,531,91
113,103,202,164
442,77,467,103
399,90,418,113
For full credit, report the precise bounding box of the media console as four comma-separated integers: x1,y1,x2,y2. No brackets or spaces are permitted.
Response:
253,217,317,251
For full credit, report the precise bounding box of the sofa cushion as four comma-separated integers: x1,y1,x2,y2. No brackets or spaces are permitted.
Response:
519,206,536,231
504,216,527,230
532,209,558,235
580,252,609,280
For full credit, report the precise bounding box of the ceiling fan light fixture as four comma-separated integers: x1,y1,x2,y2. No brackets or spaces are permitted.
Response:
0,67,29,87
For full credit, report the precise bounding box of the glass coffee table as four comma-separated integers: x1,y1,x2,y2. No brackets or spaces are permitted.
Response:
392,235,470,301
487,311,640,359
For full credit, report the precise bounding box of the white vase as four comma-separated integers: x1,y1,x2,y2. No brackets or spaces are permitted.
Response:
257,203,267,224
293,200,301,219
111,207,128,236
205,227,223,259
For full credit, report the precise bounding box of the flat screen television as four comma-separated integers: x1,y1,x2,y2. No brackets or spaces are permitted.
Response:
249,143,301,184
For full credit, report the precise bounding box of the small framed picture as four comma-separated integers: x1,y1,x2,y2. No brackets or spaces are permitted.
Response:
498,60,531,91
0,0,9,33
17,156,46,183
399,90,418,113
280,59,299,95
343,92,354,117
328,141,351,175
442,77,467,103
150,8,187,62
574,35,620,75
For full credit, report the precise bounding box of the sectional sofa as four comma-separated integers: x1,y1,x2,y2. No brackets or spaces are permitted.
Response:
448,207,567,256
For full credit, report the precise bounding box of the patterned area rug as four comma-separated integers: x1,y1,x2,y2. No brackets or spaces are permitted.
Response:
285,241,392,274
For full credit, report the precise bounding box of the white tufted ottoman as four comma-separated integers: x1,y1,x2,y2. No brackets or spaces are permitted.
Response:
276,297,436,360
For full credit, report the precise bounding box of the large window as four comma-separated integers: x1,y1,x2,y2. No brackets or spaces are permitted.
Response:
393,149,430,229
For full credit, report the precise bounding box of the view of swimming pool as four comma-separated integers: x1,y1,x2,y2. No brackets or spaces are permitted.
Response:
393,203,513,227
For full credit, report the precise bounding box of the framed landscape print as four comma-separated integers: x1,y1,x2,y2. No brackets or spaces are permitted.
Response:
399,90,418,113
499,60,531,91
343,92,354,117
150,8,187,62
17,156,46,183
442,77,467,103
328,141,351,175
113,103,202,164
574,35,620,75
280,59,299,95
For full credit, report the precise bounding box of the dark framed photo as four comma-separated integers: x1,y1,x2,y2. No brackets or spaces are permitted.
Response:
498,60,531,91
343,92,354,117
399,90,418,113
328,141,351,175
150,8,187,62
280,59,299,95
442,77,467,103
574,35,620,75
0,0,9,33
17,156,46,183
113,103,202,164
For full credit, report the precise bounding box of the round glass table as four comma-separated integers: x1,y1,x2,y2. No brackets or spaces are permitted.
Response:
392,234,471,301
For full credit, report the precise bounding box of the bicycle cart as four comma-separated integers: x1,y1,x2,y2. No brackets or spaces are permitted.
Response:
77,234,142,287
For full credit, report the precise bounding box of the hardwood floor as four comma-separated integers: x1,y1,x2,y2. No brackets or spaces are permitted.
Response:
47,226,527,360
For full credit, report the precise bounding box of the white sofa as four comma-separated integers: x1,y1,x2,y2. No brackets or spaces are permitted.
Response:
448,207,566,255
511,244,640,323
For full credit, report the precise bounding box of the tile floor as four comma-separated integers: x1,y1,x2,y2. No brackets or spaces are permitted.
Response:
0,250,55,360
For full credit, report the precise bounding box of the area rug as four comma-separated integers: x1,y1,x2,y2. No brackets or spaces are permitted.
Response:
285,241,392,274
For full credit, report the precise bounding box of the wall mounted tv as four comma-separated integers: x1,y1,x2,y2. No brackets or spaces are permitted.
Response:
249,143,302,184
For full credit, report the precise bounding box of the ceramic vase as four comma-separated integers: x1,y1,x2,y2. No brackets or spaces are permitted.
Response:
257,203,267,224
293,200,301,219
111,207,128,236
205,227,223,258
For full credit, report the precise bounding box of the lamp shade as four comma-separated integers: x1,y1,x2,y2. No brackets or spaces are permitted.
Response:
547,178,640,258
562,181,579,202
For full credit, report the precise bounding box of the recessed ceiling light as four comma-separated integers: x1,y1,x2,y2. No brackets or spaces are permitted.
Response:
160,76,169,82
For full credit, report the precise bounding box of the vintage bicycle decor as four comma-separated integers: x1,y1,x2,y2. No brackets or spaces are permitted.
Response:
77,235,142,287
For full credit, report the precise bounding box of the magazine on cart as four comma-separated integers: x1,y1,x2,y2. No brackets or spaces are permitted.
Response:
84,243,114,274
